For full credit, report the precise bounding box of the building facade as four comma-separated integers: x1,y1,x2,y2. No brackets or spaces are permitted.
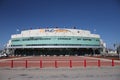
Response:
6,28,104,56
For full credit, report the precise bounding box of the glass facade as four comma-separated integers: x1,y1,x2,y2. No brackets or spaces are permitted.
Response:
11,36,100,47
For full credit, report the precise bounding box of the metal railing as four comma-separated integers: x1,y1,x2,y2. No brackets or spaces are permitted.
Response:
0,59,119,68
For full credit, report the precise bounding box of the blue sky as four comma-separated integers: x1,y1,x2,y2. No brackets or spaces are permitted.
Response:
0,0,120,49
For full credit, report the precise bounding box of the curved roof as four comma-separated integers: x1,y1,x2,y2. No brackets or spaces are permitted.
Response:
11,28,100,38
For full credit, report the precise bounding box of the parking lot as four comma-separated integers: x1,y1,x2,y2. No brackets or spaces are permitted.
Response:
0,67,120,80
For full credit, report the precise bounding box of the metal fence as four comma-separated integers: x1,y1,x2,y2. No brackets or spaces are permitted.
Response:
0,59,120,68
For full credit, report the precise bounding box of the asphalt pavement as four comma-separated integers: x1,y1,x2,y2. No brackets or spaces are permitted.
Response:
0,67,120,80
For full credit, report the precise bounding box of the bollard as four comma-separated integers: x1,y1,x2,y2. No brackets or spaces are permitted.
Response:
11,60,13,68
55,60,57,68
25,60,28,68
98,60,101,67
112,59,114,67
40,60,42,68
70,60,72,68
84,59,86,68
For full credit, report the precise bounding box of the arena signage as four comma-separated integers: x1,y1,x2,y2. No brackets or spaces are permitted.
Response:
40,29,70,33
45,29,54,32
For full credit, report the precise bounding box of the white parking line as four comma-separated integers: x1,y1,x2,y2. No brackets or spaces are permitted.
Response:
0,56,120,63
0,56,32,62
80,56,120,63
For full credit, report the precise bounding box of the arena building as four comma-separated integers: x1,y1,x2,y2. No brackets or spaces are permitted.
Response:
6,28,104,56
